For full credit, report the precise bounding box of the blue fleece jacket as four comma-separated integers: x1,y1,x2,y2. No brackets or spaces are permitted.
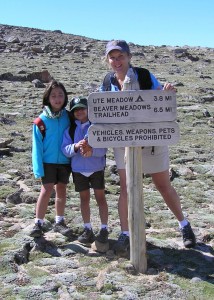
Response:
61,120,107,173
32,109,70,178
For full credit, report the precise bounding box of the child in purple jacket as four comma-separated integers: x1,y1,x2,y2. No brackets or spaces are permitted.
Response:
62,97,109,244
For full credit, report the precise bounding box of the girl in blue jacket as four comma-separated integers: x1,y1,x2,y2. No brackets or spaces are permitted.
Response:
61,97,109,244
30,80,72,238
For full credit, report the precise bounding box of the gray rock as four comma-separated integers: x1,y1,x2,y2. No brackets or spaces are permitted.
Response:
190,277,203,283
32,79,45,88
6,189,23,204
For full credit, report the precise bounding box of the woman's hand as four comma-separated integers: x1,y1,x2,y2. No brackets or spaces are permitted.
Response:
163,82,177,92
82,149,93,157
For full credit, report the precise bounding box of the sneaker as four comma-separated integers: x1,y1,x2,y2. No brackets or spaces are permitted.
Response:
114,233,130,253
78,227,95,244
53,220,72,236
30,222,43,238
180,222,196,248
96,228,109,243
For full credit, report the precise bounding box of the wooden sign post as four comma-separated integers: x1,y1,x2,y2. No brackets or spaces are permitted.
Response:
125,146,146,273
87,90,179,273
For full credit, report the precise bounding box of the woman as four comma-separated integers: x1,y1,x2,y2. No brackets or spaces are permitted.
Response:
100,40,196,252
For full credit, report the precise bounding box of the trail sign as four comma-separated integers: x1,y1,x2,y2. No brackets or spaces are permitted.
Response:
88,121,180,148
87,89,180,274
88,90,177,123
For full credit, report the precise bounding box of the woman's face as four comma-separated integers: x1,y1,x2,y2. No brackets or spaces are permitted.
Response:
107,50,131,75
49,87,65,112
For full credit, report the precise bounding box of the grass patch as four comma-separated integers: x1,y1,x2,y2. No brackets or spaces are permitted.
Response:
0,186,17,201
173,276,214,300
25,265,50,278
29,251,53,262
78,255,110,270
0,241,18,255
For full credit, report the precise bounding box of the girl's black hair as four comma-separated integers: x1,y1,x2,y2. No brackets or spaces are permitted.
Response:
42,80,68,109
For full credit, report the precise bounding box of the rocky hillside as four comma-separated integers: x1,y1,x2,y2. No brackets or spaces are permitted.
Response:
0,24,214,299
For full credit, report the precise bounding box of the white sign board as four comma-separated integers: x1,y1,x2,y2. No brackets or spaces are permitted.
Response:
88,90,177,123
88,121,180,148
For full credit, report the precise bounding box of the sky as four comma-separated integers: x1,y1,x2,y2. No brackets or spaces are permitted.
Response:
1,0,213,48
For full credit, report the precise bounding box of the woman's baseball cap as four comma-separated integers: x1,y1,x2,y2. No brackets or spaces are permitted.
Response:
105,40,130,56
69,97,88,111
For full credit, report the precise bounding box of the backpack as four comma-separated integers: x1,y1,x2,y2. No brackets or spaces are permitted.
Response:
33,117,46,139
68,121,92,141
68,121,77,141
102,67,152,91
33,115,77,141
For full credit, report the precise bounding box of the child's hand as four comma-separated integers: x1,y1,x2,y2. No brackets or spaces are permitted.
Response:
80,139,92,156
74,140,85,152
